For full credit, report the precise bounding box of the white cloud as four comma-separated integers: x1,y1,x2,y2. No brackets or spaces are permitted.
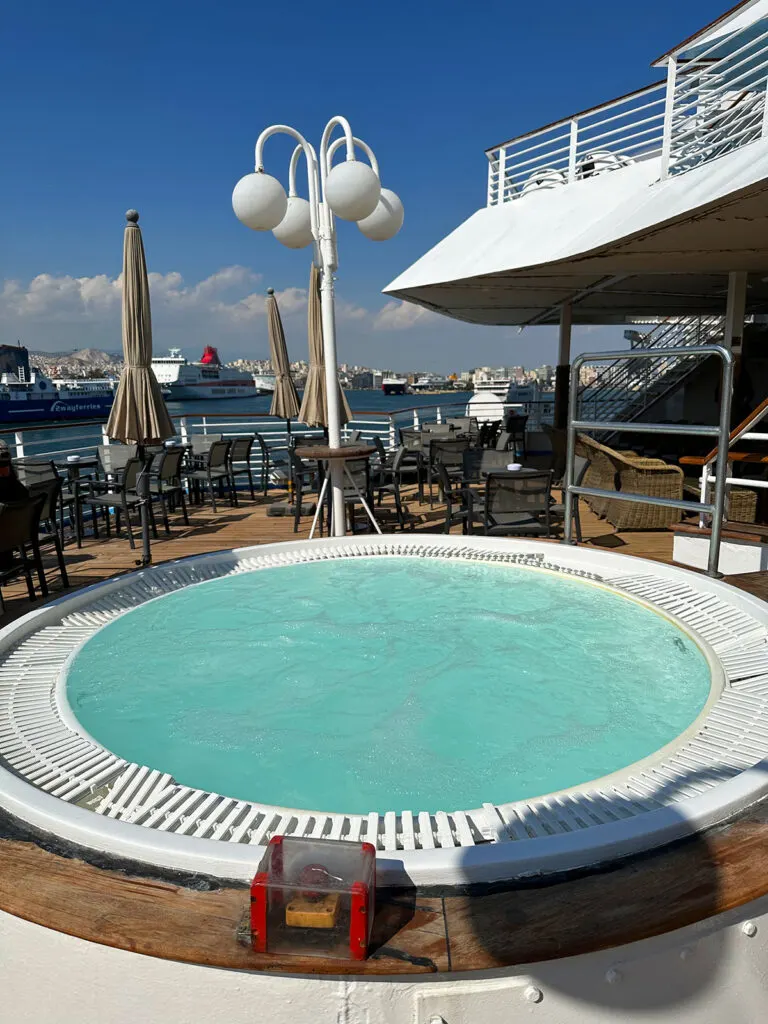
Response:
372,300,437,331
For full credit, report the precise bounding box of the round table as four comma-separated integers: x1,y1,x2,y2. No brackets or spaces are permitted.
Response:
294,445,379,538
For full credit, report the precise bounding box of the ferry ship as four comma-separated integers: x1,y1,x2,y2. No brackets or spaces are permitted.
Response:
0,345,115,423
151,347,265,401
381,376,408,395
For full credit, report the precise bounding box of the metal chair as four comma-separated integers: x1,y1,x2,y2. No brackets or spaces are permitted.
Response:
437,462,477,534
0,495,47,608
462,448,517,484
187,440,235,511
428,437,470,505
482,471,556,537
339,457,374,533
80,457,157,549
375,446,413,530
149,447,189,531
289,449,321,533
27,477,69,589
228,436,257,502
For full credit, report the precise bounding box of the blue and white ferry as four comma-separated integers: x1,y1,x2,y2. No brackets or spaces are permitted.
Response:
0,345,115,423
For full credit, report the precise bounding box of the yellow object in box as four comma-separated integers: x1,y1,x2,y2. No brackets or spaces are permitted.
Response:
285,892,341,929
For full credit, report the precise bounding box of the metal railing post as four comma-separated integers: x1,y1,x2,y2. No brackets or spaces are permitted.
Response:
202,416,208,436
389,415,396,450
413,409,419,428
661,56,678,178
498,146,507,204
101,423,110,446
13,431,24,460
179,416,188,443
709,355,735,576
436,406,442,424
567,119,578,182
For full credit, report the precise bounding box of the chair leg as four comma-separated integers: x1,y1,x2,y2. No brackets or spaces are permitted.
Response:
18,547,36,601
574,497,582,543
247,468,256,501
52,533,69,588
91,506,99,539
159,493,170,534
263,457,269,497
179,486,189,525
230,471,239,508
293,480,301,533
208,472,218,513
30,543,48,598
123,498,135,549
148,500,158,539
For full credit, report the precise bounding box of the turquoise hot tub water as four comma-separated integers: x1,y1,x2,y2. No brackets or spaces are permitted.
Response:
66,558,712,814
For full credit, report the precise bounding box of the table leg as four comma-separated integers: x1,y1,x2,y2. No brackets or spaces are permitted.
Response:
309,476,329,539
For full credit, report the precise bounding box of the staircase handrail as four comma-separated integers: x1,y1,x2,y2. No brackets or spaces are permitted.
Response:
680,396,768,468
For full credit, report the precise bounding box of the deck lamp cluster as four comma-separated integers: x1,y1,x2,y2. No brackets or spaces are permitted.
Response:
231,116,403,535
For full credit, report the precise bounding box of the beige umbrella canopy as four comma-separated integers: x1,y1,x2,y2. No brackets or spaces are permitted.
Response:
106,210,175,445
266,288,300,420
299,264,352,428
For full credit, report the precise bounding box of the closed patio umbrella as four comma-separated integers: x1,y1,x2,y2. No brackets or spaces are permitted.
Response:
266,288,300,422
299,263,352,429
106,210,175,566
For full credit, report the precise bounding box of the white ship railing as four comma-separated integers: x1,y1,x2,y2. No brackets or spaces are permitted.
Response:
486,82,667,205
487,17,768,205
665,20,768,176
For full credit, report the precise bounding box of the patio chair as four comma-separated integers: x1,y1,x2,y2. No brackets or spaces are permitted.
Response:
421,422,453,436
228,436,257,502
575,433,684,529
97,444,138,482
372,435,395,473
495,431,513,452
80,457,157,549
428,437,470,505
289,449,321,533
339,457,375,533
148,447,189,532
0,495,47,609
347,429,362,443
478,421,501,448
482,471,556,537
374,446,414,530
27,476,69,589
397,429,425,502
187,440,236,512
437,462,478,535
503,412,528,457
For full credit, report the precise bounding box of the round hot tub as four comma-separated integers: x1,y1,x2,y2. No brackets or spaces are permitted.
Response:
1,534,767,887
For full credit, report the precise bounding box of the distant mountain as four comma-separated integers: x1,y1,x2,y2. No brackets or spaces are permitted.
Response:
29,347,122,363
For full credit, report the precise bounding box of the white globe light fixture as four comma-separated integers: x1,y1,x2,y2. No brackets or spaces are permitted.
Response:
272,196,313,249
324,159,381,222
357,187,404,241
232,117,402,540
232,172,288,231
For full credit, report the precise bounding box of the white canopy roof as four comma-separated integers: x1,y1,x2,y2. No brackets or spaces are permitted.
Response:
384,141,768,326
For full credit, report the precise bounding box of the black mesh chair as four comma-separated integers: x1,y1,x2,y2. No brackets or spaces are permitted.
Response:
149,447,189,531
437,462,478,534
289,449,321,533
97,444,138,482
503,413,528,457
27,477,69,589
482,471,556,537
80,457,157,549
228,436,257,502
187,440,235,511
397,429,425,502
0,495,47,608
374,446,414,530
462,448,517,484
339,457,374,533
428,437,470,505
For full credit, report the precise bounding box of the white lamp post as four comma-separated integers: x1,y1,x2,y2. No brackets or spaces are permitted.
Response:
232,116,404,536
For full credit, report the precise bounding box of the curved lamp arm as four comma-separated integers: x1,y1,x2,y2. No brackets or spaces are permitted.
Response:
325,135,380,178
255,125,320,241
319,115,356,183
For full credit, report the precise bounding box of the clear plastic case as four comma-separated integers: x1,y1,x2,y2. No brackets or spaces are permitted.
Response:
250,835,376,960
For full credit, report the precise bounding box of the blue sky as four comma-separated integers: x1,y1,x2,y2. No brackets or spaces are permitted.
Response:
1,0,728,370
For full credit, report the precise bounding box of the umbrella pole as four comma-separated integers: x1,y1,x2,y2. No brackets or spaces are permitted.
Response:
136,443,152,567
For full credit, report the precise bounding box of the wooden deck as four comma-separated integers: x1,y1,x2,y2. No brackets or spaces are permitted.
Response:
0,485,681,628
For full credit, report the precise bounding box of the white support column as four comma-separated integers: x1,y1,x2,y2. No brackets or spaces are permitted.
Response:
724,271,748,355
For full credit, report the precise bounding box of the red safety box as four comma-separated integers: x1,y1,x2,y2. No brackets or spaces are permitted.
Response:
250,835,376,960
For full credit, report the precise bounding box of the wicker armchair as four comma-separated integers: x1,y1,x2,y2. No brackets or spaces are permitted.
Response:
575,434,684,529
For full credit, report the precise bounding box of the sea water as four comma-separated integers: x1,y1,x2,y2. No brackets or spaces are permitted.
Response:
66,558,712,813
